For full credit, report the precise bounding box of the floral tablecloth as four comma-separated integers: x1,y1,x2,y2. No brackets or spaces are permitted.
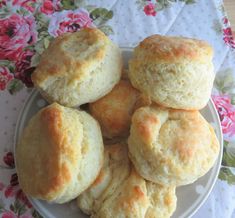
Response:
0,0,235,217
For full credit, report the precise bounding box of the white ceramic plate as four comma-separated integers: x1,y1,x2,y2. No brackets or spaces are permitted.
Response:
14,49,223,218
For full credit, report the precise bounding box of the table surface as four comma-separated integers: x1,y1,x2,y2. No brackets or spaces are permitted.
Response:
224,0,235,34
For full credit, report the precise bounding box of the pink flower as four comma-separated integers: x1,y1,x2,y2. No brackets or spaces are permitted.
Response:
212,94,235,140
40,0,61,15
4,185,15,198
48,9,94,37
143,3,157,16
12,0,36,13
10,173,19,187
15,50,35,87
4,173,19,198
2,211,16,218
0,13,37,61
0,67,13,90
223,27,233,36
223,36,235,49
16,189,32,208
3,152,15,168
223,17,229,25
0,0,6,7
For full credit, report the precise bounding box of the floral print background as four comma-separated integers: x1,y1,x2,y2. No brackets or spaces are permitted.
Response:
0,0,235,217
0,0,113,93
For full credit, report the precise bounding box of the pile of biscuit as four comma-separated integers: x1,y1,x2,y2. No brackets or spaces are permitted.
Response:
16,28,220,218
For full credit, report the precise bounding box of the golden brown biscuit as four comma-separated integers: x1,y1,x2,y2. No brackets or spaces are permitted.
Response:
32,28,122,107
145,183,176,218
16,103,104,203
128,105,220,186
89,80,140,139
77,143,131,215
129,35,214,110
77,143,177,218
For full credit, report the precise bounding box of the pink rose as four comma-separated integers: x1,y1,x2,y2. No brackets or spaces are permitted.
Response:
223,17,229,25
48,9,94,37
4,185,15,198
223,27,233,36
0,0,6,7
10,173,19,187
40,0,61,15
3,151,15,168
12,0,36,13
143,3,157,16
223,36,235,49
15,49,35,87
2,211,16,218
0,67,13,90
16,189,32,208
212,94,235,140
0,13,37,61
4,173,19,198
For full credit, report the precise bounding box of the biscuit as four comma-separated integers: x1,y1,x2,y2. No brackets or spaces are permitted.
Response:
89,80,139,138
128,35,214,110
77,143,177,218
32,28,122,107
128,105,220,186
145,182,177,218
16,103,104,203
77,143,131,215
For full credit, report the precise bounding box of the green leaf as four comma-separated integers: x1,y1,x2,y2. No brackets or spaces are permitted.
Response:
157,0,170,9
14,199,21,210
32,209,44,218
219,167,235,185
74,0,86,7
218,4,225,13
223,152,235,167
85,5,97,13
9,203,16,213
0,60,13,67
90,8,113,25
34,40,45,55
179,0,196,3
7,79,24,95
61,0,76,10
38,31,50,41
0,7,11,19
231,94,235,105
224,140,229,148
35,14,50,33
8,65,15,74
212,20,222,34
136,0,146,9
16,7,31,16
30,53,41,67
23,45,35,52
17,204,27,216
215,68,235,94
98,25,114,36
222,142,235,167
44,38,50,49
155,3,165,11
185,0,196,4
